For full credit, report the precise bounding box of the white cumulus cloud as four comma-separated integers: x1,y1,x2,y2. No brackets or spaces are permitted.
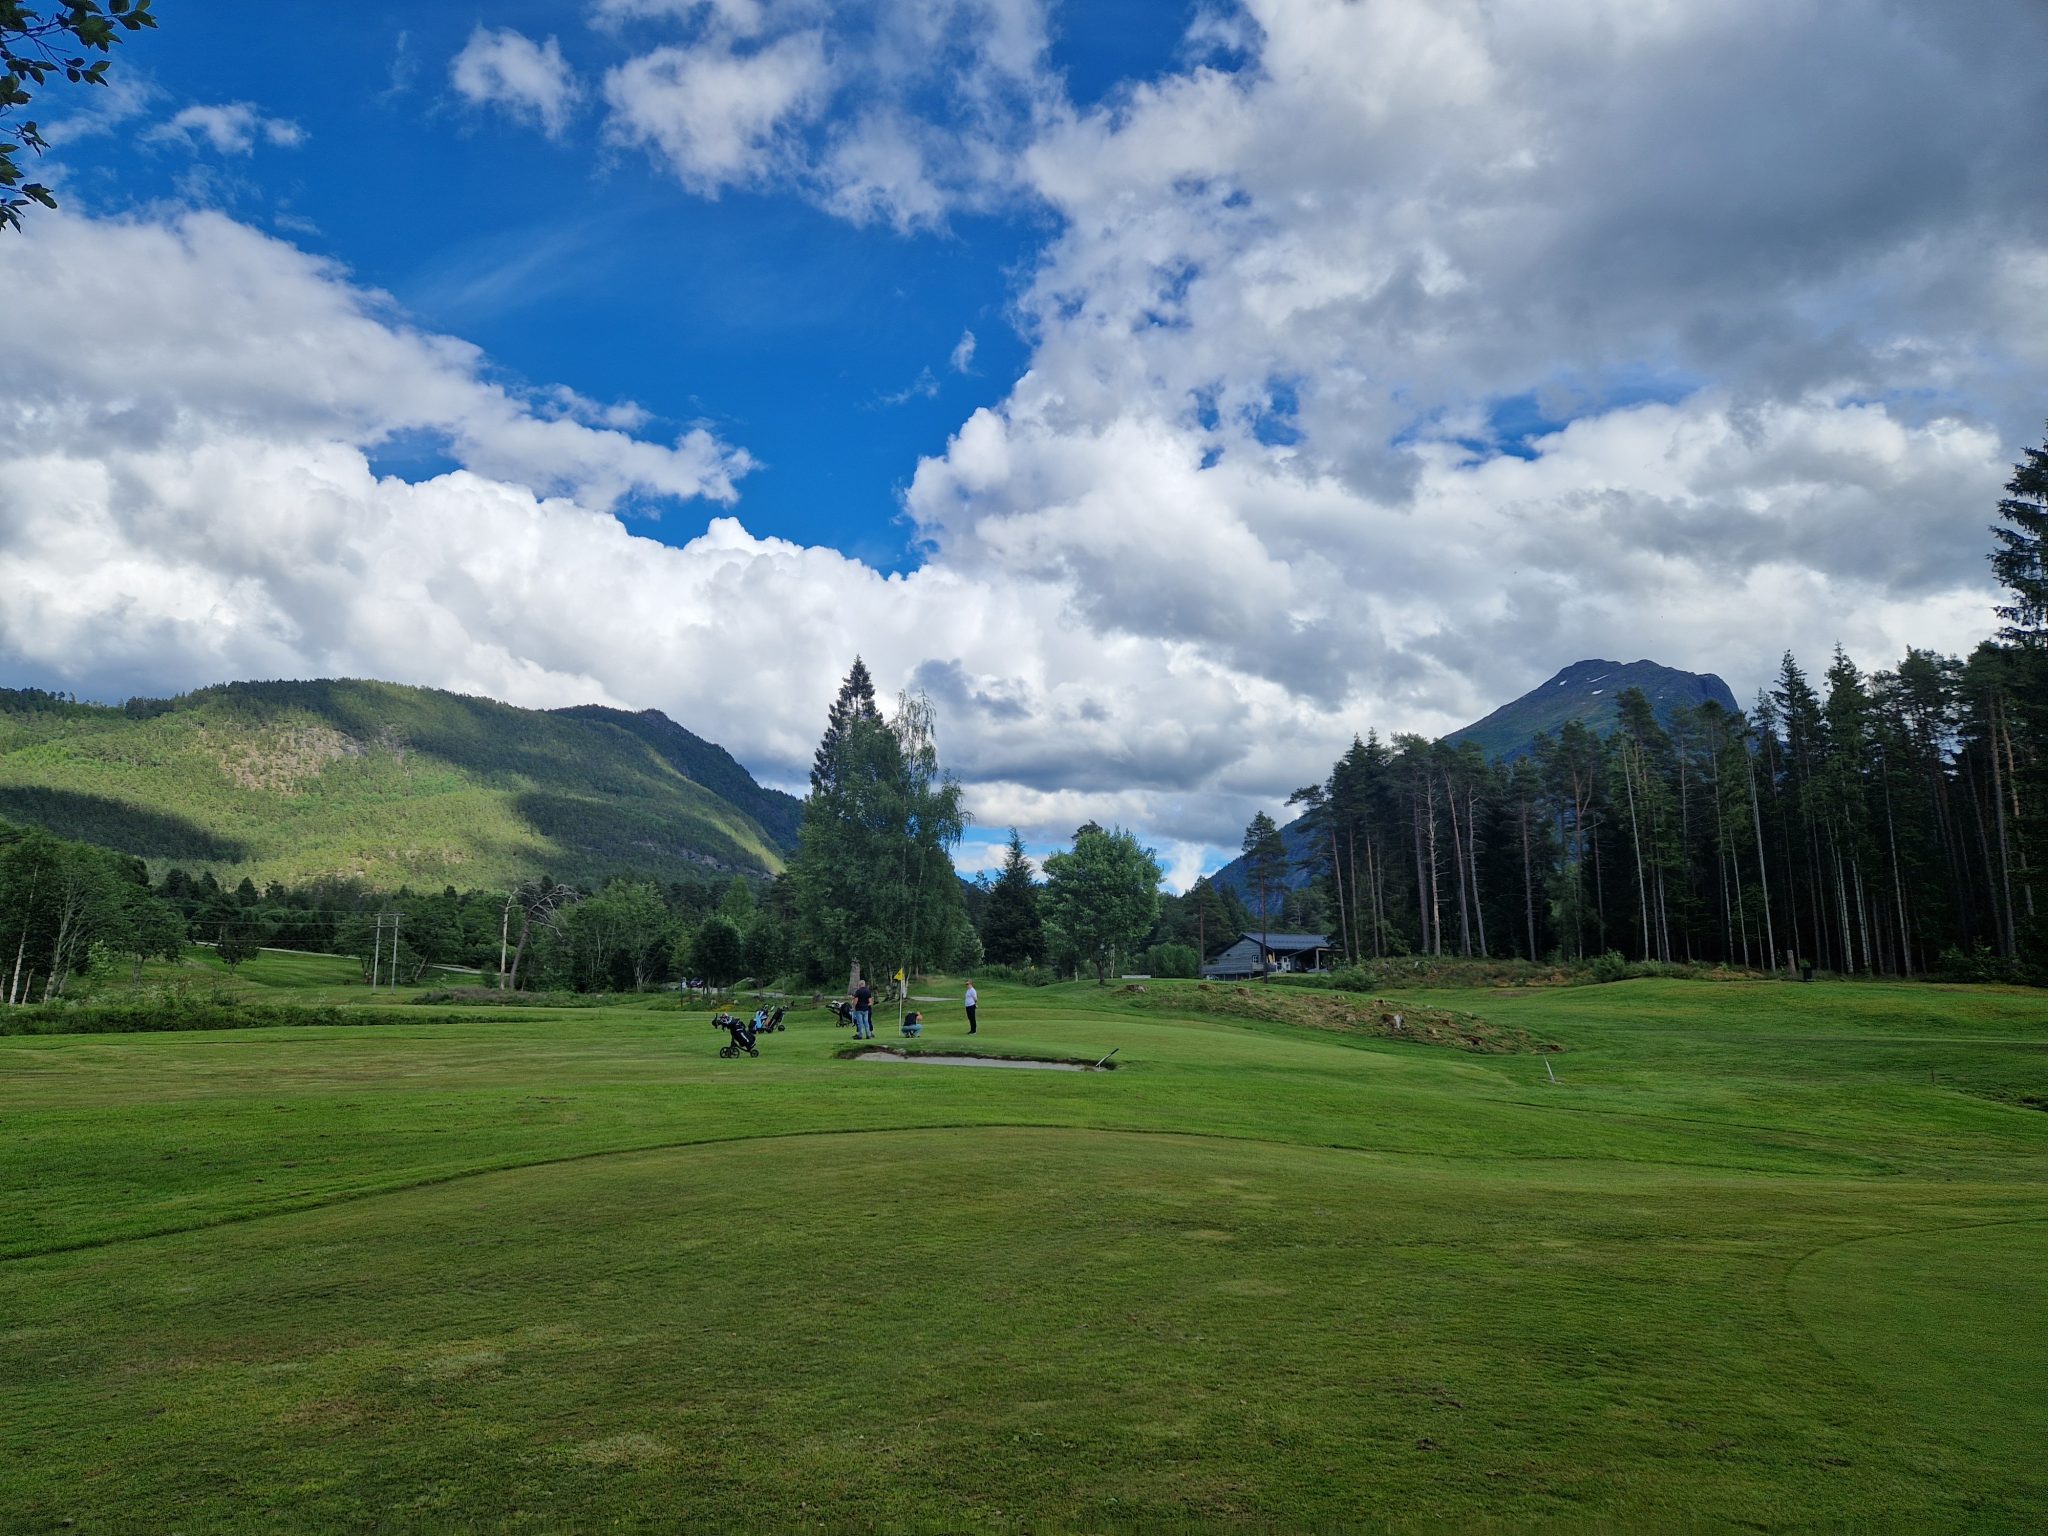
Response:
602,31,829,194
147,103,306,155
7,0,2048,883
450,27,583,139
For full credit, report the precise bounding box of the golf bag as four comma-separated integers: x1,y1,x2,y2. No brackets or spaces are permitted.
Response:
713,1012,760,1058
751,1006,787,1033
827,1000,855,1028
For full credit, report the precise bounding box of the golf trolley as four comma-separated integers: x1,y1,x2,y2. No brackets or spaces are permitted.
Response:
826,1000,855,1028
751,1006,787,1033
712,1012,761,1058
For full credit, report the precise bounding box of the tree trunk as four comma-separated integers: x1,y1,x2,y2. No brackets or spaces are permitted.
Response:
1468,787,1488,959
508,920,531,991
1988,696,2019,958
1880,746,1913,974
1520,797,1536,961
1423,781,1443,956
1330,827,1352,966
1444,769,1471,957
1622,743,1651,961
1411,795,1430,956
1747,744,1778,972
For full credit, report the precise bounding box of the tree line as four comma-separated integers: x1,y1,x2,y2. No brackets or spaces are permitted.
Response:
1248,430,2048,980
0,818,818,1001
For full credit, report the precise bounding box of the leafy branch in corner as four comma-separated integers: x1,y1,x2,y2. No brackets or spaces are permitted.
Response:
1,0,156,231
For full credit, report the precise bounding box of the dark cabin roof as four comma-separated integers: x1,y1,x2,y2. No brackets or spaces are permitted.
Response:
1239,932,1329,952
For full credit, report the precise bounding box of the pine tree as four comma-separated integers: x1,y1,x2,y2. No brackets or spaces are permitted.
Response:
809,656,881,796
792,672,965,986
1240,811,1287,979
1991,423,2048,648
1186,875,1226,961
980,829,1045,965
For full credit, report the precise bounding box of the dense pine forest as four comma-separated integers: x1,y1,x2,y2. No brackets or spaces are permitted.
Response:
1239,643,2036,979
1215,429,2048,981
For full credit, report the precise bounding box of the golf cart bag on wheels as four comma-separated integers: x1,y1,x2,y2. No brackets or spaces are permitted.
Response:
713,1012,760,1058
826,1000,855,1028
751,1006,786,1033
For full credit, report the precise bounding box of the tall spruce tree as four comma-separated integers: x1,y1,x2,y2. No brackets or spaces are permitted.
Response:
1186,875,1226,962
809,656,881,796
980,828,1045,965
794,660,900,981
1240,811,1287,979
1992,423,2048,648
792,667,965,986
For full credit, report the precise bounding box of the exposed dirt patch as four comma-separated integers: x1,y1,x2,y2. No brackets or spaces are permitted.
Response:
845,1049,1112,1072
205,724,366,794
1143,983,1556,1055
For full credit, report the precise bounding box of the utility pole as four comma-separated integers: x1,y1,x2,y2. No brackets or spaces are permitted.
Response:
371,914,382,990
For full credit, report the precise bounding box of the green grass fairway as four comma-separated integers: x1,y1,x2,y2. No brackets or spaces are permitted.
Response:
4,980,2045,1530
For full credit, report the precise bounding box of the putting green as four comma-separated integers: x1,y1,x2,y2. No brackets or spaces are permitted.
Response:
3,977,2045,1529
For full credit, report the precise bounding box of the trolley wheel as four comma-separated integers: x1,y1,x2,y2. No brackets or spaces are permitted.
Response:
719,1044,737,1058
746,1046,760,1057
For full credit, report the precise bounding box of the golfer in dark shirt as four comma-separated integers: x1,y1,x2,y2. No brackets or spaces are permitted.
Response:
853,980,874,1039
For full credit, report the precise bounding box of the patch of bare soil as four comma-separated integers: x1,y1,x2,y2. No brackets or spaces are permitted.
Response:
205,723,366,793
1143,983,1557,1055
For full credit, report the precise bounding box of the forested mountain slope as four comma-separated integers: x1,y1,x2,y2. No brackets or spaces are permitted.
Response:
1211,658,1737,901
0,680,796,888
1443,658,1738,762
553,704,802,849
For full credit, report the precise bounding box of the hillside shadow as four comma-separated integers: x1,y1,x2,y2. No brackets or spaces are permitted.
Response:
0,787,248,861
514,792,750,875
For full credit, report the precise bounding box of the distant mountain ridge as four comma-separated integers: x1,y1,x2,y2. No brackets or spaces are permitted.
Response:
0,678,801,888
1209,658,1738,905
1443,658,1738,762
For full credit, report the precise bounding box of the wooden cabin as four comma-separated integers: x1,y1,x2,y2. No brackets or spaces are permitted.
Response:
1200,932,1332,980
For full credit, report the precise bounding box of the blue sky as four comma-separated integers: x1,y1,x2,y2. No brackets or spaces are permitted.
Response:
50,3,1125,564
5,1,2042,887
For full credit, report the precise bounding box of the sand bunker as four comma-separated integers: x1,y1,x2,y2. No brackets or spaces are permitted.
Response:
850,1050,1106,1071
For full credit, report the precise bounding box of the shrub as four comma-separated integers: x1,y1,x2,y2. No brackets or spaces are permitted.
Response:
1,984,352,1035
1143,943,1199,978
1587,950,1631,984
976,962,1061,986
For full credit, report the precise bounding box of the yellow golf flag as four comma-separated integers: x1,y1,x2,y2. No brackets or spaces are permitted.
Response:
892,967,905,982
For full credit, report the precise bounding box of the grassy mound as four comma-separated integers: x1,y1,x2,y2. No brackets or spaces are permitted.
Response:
1126,978,1556,1053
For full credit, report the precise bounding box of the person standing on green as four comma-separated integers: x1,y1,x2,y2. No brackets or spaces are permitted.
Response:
963,980,978,1034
